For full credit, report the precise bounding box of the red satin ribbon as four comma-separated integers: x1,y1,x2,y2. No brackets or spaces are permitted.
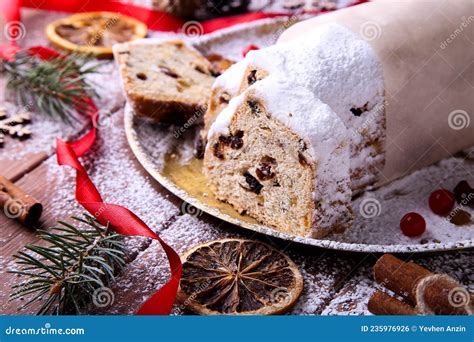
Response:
1,0,366,315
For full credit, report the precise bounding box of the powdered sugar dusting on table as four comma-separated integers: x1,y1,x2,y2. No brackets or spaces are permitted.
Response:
321,263,376,315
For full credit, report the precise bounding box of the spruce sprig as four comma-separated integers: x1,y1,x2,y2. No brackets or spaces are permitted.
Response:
1,52,102,124
9,215,126,315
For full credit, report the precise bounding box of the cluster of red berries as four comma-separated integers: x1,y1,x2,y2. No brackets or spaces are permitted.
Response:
400,180,473,237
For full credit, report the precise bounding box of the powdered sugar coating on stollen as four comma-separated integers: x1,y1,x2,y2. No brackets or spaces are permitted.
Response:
211,23,386,190
208,76,351,160
212,59,248,95
246,24,384,128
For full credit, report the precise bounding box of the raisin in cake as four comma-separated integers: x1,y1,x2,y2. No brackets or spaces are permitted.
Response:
202,24,385,191
204,77,352,238
114,40,216,123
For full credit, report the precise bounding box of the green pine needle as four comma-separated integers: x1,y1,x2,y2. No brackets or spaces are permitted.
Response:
9,214,126,315
1,52,102,124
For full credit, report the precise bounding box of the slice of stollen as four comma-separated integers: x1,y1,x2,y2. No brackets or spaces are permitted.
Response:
114,40,216,123
204,77,353,238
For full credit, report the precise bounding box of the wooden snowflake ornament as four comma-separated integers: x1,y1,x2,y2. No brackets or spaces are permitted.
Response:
0,107,32,147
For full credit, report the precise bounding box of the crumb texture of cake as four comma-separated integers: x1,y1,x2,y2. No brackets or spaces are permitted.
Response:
114,40,215,123
204,77,352,238
203,23,386,191
200,60,248,143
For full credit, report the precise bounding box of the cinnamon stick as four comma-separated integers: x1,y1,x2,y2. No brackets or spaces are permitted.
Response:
374,254,431,303
0,175,42,226
368,290,417,315
373,254,473,315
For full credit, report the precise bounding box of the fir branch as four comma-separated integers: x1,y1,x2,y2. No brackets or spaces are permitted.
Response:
9,214,126,315
0,52,102,124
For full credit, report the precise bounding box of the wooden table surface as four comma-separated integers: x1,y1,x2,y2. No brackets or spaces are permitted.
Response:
0,9,472,316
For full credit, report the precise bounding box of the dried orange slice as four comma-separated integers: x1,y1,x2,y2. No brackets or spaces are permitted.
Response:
178,238,303,315
46,12,147,59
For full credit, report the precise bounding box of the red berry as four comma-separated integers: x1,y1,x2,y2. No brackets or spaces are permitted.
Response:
429,189,455,216
242,44,259,57
400,212,426,237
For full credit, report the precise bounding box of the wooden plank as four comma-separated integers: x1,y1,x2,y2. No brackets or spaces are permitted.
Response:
1,152,49,182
